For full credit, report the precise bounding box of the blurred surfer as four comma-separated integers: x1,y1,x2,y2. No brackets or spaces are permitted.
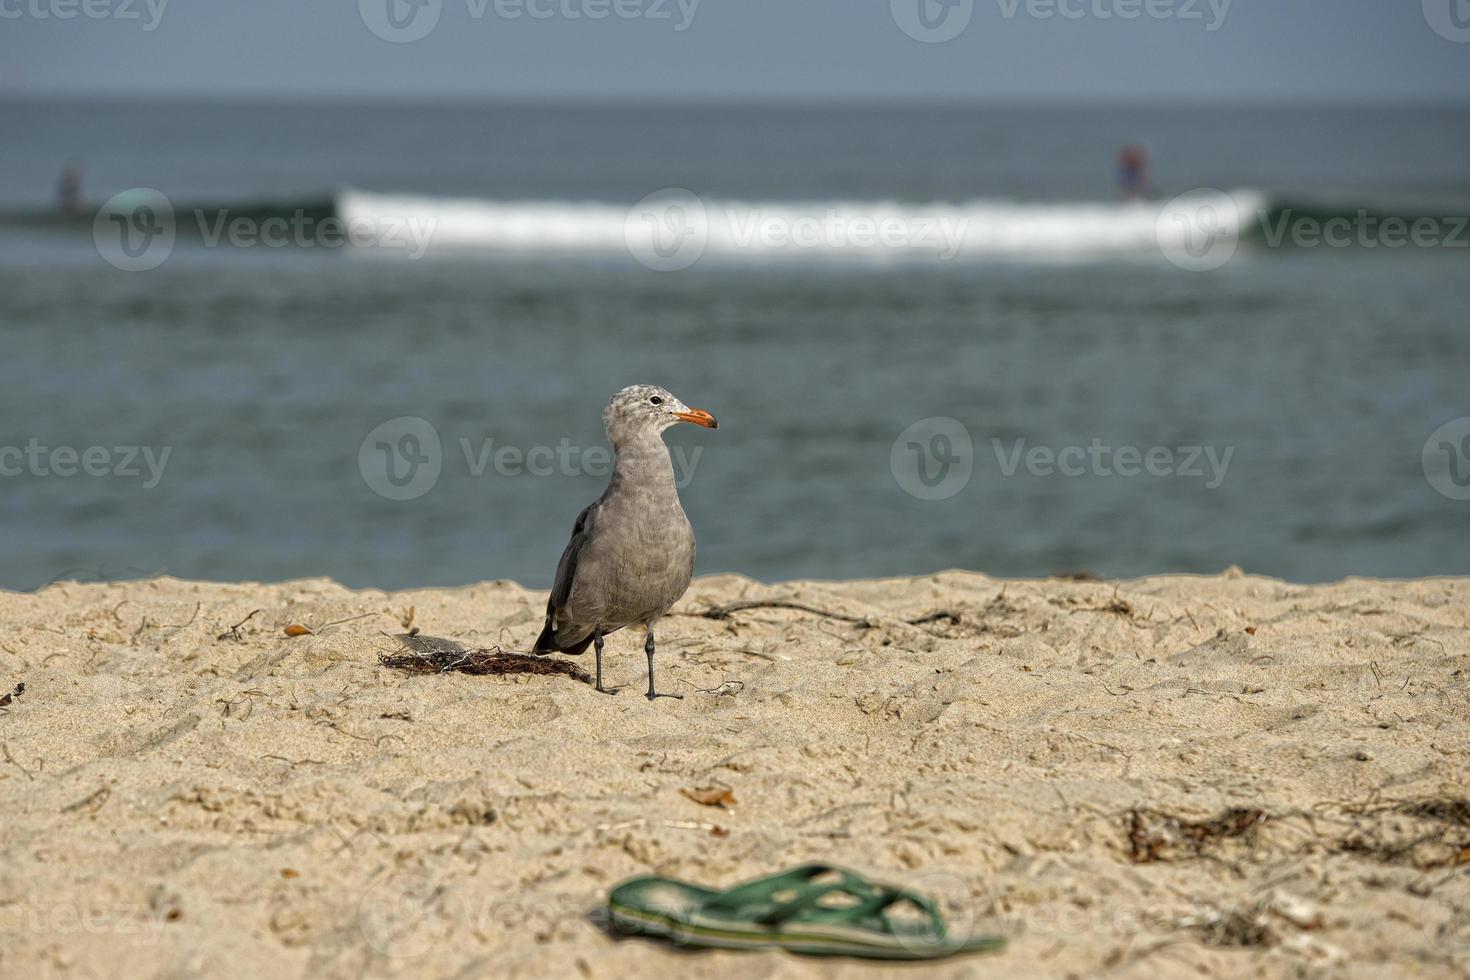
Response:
1117,145,1148,201
57,164,84,214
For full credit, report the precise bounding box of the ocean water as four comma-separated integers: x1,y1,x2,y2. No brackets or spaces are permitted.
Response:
1,100,1468,591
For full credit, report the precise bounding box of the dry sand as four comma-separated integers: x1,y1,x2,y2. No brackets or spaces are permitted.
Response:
0,570,1467,978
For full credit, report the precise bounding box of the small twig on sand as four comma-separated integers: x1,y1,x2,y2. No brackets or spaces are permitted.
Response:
128,601,201,645
262,753,328,767
60,785,111,815
679,598,967,630
1069,586,1135,618
161,602,202,632
281,611,380,638
684,599,871,623
1,742,36,781
694,680,745,696
311,611,378,633
906,611,964,626
217,609,261,642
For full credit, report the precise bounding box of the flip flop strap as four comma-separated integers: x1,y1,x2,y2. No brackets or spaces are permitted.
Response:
749,870,875,923
698,864,947,940
698,863,838,915
755,878,947,940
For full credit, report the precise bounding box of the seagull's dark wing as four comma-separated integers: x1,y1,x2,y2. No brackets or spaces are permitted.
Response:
532,502,598,655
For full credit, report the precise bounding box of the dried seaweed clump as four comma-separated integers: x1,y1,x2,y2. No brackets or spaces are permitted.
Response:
1128,807,1268,863
1328,798,1470,870
379,633,590,684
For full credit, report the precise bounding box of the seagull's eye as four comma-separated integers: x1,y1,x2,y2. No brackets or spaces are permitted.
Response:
649,396,663,405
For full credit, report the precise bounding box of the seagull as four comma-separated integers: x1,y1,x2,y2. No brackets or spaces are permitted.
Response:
533,385,718,700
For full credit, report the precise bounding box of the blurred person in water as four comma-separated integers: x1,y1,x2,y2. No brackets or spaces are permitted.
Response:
1117,145,1149,201
56,163,84,214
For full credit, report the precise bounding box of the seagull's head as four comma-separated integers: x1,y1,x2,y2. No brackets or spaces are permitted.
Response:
603,384,718,445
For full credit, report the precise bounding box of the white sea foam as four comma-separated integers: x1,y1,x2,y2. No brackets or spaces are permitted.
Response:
337,188,1269,263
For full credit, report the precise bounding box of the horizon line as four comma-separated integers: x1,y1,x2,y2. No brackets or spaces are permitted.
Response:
5,91,1470,111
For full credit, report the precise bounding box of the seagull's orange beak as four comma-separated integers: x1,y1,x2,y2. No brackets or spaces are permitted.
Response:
674,408,719,429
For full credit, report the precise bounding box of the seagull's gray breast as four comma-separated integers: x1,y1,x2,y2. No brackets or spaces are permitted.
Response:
570,487,694,628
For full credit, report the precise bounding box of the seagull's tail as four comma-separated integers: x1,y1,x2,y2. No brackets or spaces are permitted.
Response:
532,611,594,657
531,617,560,655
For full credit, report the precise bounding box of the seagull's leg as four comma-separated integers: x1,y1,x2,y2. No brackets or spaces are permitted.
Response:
644,627,682,701
593,628,617,696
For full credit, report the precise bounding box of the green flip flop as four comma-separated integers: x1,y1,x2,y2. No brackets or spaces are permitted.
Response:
607,863,1006,960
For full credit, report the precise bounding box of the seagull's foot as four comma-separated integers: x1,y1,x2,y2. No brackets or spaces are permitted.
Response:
594,683,622,696
646,690,683,701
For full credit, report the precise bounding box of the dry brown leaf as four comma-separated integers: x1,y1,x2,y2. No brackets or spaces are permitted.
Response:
681,786,736,808
283,625,313,637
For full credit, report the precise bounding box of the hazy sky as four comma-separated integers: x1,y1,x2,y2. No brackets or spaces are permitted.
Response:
3,0,1468,102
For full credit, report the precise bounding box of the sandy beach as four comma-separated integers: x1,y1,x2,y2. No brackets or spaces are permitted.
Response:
1,571,1467,977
